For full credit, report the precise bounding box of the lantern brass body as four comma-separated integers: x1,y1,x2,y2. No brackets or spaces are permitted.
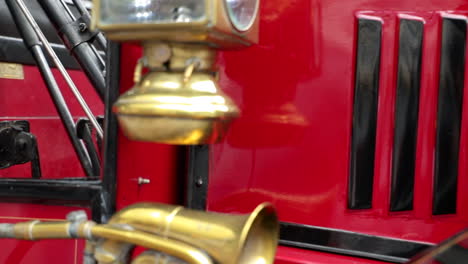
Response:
113,43,240,145
91,0,259,48
93,0,260,144
0,202,279,264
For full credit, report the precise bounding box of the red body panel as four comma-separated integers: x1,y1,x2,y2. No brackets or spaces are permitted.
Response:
0,65,103,178
0,204,87,264
206,0,468,262
115,44,181,209
0,65,100,263
2,0,468,263
115,0,468,262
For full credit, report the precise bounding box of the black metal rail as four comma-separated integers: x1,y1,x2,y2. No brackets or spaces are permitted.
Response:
0,0,119,223
280,222,433,263
6,0,94,177
99,41,121,222
38,0,106,100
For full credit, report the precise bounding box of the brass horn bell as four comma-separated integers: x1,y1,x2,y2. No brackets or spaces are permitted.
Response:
113,43,240,145
101,202,279,264
0,202,279,264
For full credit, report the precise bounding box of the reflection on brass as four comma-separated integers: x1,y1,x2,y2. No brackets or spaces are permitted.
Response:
113,43,239,145
169,44,216,71
0,62,24,80
133,251,184,264
0,203,279,264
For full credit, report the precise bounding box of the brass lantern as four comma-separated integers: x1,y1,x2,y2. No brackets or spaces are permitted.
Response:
92,0,260,144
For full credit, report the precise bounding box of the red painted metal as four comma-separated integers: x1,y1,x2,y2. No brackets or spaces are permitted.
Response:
0,64,101,263
0,65,103,178
2,0,468,263
114,1,468,262
203,0,468,263
0,204,87,264
115,44,181,210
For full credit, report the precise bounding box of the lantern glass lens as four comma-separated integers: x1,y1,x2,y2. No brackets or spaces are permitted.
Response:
99,0,206,25
225,0,259,31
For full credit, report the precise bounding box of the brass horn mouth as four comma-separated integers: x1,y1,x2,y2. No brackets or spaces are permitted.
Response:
237,203,279,264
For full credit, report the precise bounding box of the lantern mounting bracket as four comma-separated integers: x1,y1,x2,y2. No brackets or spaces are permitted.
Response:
0,120,41,179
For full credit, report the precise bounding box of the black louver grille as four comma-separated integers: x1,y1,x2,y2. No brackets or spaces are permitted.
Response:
349,15,466,215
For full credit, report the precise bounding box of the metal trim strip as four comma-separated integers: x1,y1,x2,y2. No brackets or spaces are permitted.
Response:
279,222,433,263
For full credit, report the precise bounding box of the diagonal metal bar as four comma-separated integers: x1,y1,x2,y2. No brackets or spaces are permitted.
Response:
6,0,94,176
14,0,104,139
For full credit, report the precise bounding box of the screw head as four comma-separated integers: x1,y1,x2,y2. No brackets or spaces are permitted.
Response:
79,23,87,32
196,179,203,187
137,177,151,185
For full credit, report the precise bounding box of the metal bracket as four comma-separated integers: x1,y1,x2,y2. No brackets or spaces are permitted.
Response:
59,14,99,51
186,145,209,210
76,116,104,176
0,120,41,178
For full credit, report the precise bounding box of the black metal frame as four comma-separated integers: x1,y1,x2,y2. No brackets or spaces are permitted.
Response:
280,222,433,263
0,41,119,222
185,145,209,210
0,0,83,69
0,120,42,179
38,0,106,100
0,0,120,222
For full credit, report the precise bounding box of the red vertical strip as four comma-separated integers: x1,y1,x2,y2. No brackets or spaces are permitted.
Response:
413,14,442,219
457,15,468,221
115,44,181,209
372,14,398,215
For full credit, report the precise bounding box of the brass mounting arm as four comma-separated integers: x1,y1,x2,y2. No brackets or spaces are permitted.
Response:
0,202,278,264
0,220,212,264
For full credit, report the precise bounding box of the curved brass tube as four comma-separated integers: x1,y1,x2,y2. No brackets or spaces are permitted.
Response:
107,203,278,264
89,226,212,264
0,202,279,264
131,251,185,264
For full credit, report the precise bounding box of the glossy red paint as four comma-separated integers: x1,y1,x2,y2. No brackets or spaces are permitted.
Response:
115,44,182,210
203,0,468,262
3,0,468,263
0,204,88,264
0,64,100,263
113,1,468,263
0,65,103,178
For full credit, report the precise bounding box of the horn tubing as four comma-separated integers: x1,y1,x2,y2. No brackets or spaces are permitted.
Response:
0,221,212,264
90,226,213,264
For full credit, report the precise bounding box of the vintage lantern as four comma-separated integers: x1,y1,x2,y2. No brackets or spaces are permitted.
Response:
91,0,260,144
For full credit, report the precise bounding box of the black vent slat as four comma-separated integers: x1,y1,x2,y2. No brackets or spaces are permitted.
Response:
390,19,424,212
433,18,466,215
349,18,382,209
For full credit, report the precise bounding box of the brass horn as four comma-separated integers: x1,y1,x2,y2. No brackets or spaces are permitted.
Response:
0,202,279,264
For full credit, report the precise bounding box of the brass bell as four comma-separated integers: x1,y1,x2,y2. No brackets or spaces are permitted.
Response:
113,43,240,145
